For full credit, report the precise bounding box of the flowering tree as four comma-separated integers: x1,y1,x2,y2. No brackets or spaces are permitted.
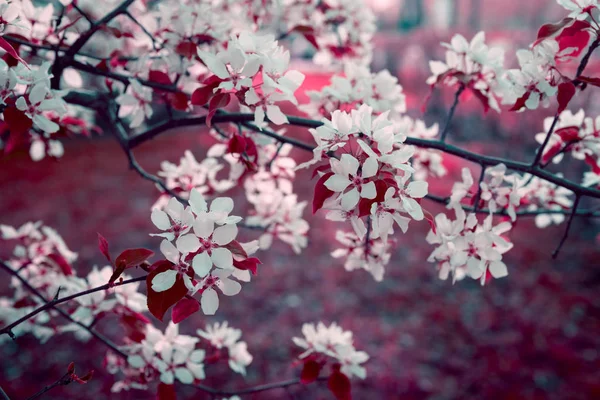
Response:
1,0,600,399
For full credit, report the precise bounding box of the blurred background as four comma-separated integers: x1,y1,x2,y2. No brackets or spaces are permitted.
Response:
2,0,600,399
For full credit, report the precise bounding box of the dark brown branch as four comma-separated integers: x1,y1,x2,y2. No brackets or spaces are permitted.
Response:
51,0,135,88
195,377,327,396
125,111,600,199
0,260,144,345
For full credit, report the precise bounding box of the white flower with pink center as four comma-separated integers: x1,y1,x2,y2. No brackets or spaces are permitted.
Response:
324,154,378,211
150,197,195,241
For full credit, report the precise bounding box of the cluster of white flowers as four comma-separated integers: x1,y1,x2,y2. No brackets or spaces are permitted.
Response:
428,32,505,112
197,31,305,126
300,104,428,280
451,165,523,222
394,116,446,180
293,322,368,379
62,266,147,341
426,205,513,285
534,109,600,187
0,0,21,36
0,222,148,347
0,59,70,160
112,321,252,392
150,191,258,315
123,322,206,389
500,40,561,111
331,230,393,282
302,63,406,120
153,150,235,210
281,0,376,66
0,221,77,281
519,174,575,228
116,79,154,128
197,321,253,375
241,142,310,254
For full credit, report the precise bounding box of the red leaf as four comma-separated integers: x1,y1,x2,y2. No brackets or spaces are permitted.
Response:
469,87,491,114
233,257,261,275
358,180,389,217
292,25,320,49
116,248,154,269
556,19,592,58
424,210,437,235
227,134,247,154
119,309,151,343
534,18,574,46
75,370,94,384
3,106,33,135
206,92,231,127
149,70,172,85
224,240,249,260
175,40,197,59
157,383,177,400
558,28,591,59
509,91,532,112
110,248,154,284
313,172,335,214
557,81,576,113
327,369,352,400
97,233,112,264
0,36,27,66
67,362,75,374
555,126,580,142
301,360,322,384
542,141,564,165
146,260,188,321
577,76,600,87
149,70,172,94
167,92,189,111
171,297,200,324
191,85,215,106
46,253,74,276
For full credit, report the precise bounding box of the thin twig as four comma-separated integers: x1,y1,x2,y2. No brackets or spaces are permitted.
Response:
472,165,486,212
0,386,10,400
552,195,581,258
0,260,144,343
195,377,327,396
25,372,71,400
439,83,465,143
51,0,135,88
531,113,560,167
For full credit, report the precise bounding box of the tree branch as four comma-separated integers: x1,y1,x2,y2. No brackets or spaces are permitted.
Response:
124,111,600,199
50,0,136,89
0,260,144,344
439,83,465,143
552,194,581,258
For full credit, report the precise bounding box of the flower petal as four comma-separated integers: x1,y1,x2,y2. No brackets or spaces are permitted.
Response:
211,248,233,269
201,288,219,315
212,224,238,246
151,270,178,292
192,252,212,277
176,234,200,253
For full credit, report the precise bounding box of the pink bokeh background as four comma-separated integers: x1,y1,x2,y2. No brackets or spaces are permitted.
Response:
2,1,600,399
